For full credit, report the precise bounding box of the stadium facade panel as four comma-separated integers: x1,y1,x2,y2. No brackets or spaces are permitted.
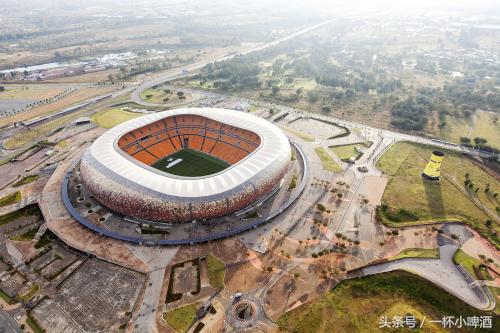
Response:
80,108,291,223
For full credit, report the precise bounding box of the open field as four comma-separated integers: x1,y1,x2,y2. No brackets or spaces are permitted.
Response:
439,115,473,144
314,147,342,173
46,69,121,83
390,248,439,260
0,84,66,101
140,87,192,105
12,174,39,187
206,255,225,289
453,249,484,279
164,303,198,332
0,86,115,127
440,111,499,149
277,271,494,333
330,143,365,160
0,191,21,208
152,149,229,177
91,108,142,128
470,111,500,149
377,141,499,246
3,111,82,149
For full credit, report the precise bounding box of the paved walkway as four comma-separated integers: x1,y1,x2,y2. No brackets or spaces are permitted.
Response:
0,307,23,333
361,242,495,310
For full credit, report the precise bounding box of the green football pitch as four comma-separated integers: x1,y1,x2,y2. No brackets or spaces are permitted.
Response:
151,148,229,177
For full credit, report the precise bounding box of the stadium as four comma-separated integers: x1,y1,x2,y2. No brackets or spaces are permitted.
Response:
78,107,292,224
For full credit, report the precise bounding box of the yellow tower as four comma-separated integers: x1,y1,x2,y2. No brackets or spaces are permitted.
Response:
421,150,444,181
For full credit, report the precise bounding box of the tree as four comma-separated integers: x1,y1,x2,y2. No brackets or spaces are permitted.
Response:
271,86,280,95
322,105,331,113
307,91,318,103
460,137,471,144
177,91,184,97
473,137,487,145
0,86,4,92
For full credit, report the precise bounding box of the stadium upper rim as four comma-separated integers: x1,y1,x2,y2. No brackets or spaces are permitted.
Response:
86,107,291,198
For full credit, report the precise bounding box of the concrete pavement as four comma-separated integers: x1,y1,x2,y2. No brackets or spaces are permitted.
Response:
361,242,495,311
0,307,23,333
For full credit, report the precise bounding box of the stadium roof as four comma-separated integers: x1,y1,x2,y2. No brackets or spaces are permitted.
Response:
86,107,291,198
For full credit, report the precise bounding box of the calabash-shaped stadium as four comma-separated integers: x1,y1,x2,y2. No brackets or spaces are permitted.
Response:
62,108,308,244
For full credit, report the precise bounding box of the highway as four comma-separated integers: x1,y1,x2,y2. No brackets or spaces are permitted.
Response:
0,308,23,333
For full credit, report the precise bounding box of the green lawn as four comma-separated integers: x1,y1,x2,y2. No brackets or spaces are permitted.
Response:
390,248,439,261
490,287,500,316
141,88,189,104
439,111,499,149
34,230,56,249
26,313,44,333
330,143,365,160
377,141,499,247
315,147,343,173
0,288,13,304
206,255,225,288
453,249,483,279
11,227,39,241
0,191,21,208
17,284,39,302
439,115,473,144
152,149,229,177
164,303,198,332
470,111,500,149
91,108,142,128
277,271,494,333
12,174,39,187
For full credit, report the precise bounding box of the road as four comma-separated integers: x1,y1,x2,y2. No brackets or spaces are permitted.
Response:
0,308,23,333
361,238,495,311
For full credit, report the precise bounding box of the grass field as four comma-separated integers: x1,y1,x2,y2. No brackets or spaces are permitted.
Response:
152,149,229,177
26,313,44,333
11,227,39,241
0,84,65,100
3,112,79,149
164,303,198,332
206,255,225,289
0,191,21,208
140,88,191,105
330,143,365,160
439,115,473,144
376,141,499,247
277,271,494,333
0,86,114,127
390,248,439,261
439,111,499,149
470,111,500,149
453,249,483,279
91,108,142,128
12,174,39,187
315,147,343,173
